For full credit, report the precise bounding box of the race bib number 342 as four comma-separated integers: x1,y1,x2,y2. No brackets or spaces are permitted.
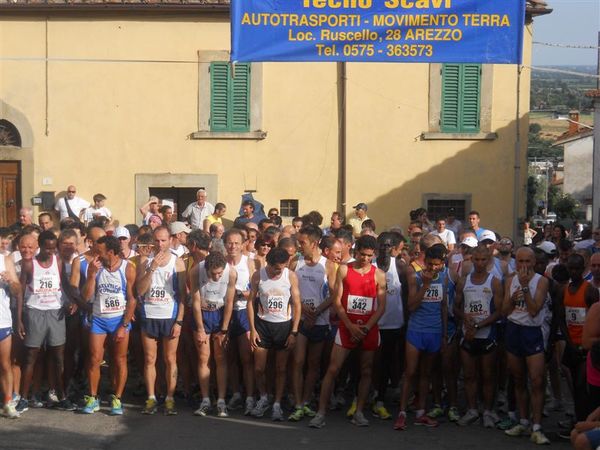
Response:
346,295,373,315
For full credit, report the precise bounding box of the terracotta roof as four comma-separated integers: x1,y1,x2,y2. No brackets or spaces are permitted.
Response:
554,128,594,146
586,89,600,98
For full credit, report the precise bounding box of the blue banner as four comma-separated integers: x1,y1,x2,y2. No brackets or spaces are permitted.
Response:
231,0,525,63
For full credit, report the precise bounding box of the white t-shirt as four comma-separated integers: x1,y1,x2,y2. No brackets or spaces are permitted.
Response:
431,229,456,247
82,206,112,223
55,196,90,220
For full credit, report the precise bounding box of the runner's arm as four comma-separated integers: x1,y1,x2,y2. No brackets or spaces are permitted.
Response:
190,265,204,331
288,271,302,333
364,268,387,331
479,276,502,328
123,262,137,325
246,270,260,333
221,267,237,332
174,258,186,322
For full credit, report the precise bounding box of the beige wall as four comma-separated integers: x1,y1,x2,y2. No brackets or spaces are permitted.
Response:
0,13,532,237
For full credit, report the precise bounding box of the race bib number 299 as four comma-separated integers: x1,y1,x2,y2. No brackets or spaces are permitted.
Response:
346,295,373,315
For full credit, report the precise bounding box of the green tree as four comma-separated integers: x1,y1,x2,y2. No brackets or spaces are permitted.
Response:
553,194,579,219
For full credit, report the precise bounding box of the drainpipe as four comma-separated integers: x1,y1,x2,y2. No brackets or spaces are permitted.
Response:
513,64,522,242
338,62,347,217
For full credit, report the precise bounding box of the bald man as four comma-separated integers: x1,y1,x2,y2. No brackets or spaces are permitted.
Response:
502,247,550,444
55,186,89,221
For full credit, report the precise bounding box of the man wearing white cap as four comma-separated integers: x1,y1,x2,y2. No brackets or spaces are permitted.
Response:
537,241,558,278
115,227,136,260
170,222,191,258
348,203,370,238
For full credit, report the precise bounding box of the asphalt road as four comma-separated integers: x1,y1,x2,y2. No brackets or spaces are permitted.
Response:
1,399,573,450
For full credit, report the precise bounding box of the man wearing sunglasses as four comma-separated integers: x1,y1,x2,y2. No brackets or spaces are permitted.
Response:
55,186,90,221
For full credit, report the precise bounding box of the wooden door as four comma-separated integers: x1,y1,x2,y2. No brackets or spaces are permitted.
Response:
0,162,20,227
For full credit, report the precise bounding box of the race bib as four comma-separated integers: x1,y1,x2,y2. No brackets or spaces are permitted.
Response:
566,306,586,326
423,283,443,303
466,300,485,317
267,295,285,313
346,295,373,315
147,287,170,304
302,298,316,308
100,295,125,314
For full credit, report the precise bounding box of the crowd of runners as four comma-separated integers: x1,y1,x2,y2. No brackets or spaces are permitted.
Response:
1,186,600,449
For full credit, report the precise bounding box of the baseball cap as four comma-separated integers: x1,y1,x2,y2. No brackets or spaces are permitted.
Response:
353,202,368,211
148,195,159,204
537,241,557,255
114,226,130,240
170,221,191,235
478,230,497,243
460,236,478,248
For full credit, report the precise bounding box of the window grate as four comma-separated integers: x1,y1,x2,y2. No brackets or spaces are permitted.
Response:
280,199,299,218
427,199,466,221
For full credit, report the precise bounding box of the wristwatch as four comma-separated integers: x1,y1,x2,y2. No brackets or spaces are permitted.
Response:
175,320,184,326
290,331,299,337
220,329,228,334
122,321,130,328
474,323,480,330
521,286,530,294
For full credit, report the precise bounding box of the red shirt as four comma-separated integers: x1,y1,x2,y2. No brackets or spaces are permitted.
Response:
340,265,378,325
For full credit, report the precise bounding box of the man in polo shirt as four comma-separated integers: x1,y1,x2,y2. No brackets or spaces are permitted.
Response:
182,189,214,230
170,222,191,258
348,203,370,238
55,186,90,221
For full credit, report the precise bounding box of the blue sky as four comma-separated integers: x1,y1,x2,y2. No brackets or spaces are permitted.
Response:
531,0,599,66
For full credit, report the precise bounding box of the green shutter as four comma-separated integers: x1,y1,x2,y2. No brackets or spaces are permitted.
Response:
441,64,481,133
230,63,251,132
210,62,251,132
460,64,481,132
441,64,460,132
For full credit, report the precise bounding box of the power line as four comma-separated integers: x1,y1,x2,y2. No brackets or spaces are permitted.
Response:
533,41,600,50
526,65,600,78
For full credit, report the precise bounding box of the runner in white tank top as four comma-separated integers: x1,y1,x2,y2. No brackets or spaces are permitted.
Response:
501,247,550,444
25,254,63,311
81,235,137,416
19,231,74,413
289,226,336,421
454,245,504,426
247,247,301,421
135,227,186,415
190,251,237,418
223,228,256,415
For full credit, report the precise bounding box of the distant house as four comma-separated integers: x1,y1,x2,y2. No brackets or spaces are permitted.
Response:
554,111,594,220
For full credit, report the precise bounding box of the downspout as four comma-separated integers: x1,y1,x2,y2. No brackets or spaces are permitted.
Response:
513,64,522,242
338,62,347,218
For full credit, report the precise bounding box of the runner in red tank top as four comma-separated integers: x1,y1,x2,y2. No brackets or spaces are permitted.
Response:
309,235,387,429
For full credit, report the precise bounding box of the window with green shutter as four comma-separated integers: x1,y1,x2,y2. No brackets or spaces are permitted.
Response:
210,62,251,132
441,64,481,133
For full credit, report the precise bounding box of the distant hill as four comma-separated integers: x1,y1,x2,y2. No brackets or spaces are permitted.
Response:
531,65,596,112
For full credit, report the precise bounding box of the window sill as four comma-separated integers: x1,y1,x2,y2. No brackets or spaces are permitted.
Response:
421,132,497,141
191,131,267,140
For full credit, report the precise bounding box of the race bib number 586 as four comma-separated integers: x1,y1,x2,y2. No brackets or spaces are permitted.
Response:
346,295,373,315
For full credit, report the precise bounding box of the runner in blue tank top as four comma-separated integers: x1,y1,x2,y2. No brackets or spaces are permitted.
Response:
395,243,448,430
